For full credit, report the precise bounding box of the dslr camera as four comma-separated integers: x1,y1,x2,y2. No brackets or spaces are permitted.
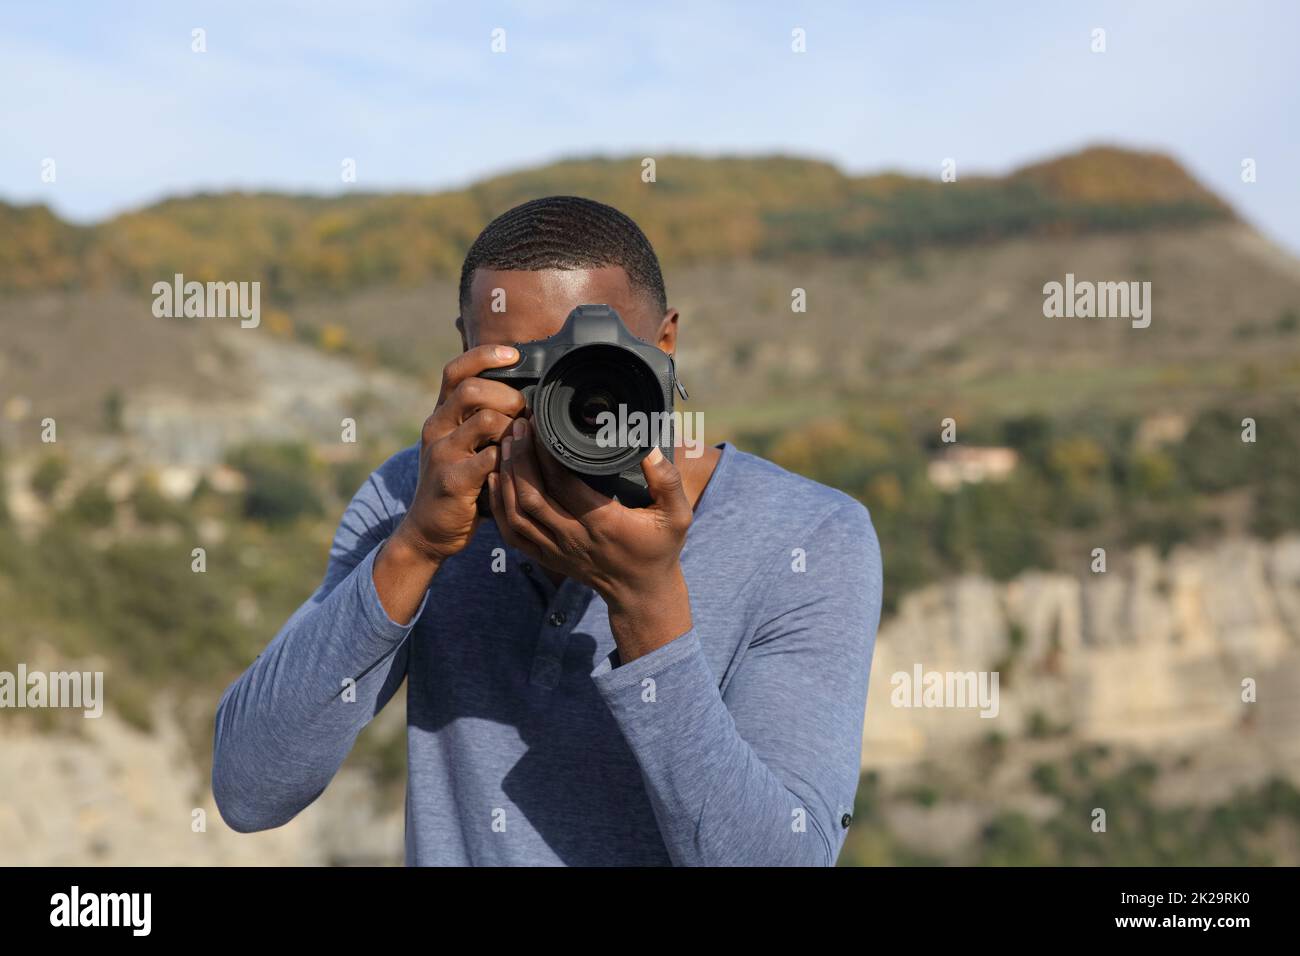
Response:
477,304,679,516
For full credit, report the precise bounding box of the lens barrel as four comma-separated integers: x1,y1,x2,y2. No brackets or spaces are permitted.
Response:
533,343,666,476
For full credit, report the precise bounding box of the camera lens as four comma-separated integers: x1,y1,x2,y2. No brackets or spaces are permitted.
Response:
534,344,665,476
572,388,615,433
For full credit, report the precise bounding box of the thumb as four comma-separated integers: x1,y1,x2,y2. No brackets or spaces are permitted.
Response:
641,446,687,511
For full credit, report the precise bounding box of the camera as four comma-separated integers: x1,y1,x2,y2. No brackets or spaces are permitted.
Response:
476,304,680,516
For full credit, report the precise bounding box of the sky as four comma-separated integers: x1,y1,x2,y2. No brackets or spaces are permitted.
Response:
2,0,1298,253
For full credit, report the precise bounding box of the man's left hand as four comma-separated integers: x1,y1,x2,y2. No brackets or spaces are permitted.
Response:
488,417,694,663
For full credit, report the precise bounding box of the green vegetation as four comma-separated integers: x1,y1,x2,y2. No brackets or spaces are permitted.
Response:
0,440,397,783
68,485,115,528
976,763,1300,867
840,753,1300,866
29,454,68,502
745,400,1300,614
226,442,325,526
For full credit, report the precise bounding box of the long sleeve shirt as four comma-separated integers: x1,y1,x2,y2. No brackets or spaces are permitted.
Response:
212,441,883,865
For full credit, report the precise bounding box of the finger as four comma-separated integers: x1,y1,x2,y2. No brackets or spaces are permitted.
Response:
498,458,564,557
440,376,528,428
506,420,586,534
489,471,543,563
532,429,613,518
447,407,514,454
487,472,524,550
641,447,691,519
425,443,500,502
438,344,520,403
449,442,500,488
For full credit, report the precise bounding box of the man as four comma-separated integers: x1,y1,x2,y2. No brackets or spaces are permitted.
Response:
213,196,883,866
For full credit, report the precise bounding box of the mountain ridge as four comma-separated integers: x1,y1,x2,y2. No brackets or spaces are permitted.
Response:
0,145,1235,297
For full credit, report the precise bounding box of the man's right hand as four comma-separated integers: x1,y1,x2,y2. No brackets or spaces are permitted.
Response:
374,344,525,623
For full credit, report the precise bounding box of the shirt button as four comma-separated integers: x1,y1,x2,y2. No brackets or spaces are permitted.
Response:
549,611,566,627
841,813,853,829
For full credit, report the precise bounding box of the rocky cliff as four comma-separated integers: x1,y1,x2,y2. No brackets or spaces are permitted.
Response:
864,535,1300,794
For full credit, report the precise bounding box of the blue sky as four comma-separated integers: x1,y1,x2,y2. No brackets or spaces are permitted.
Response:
3,0,1298,252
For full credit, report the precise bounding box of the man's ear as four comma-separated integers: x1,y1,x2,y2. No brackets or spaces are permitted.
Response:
654,308,679,356
455,315,469,351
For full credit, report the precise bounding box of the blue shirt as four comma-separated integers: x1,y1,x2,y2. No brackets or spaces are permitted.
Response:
213,441,883,865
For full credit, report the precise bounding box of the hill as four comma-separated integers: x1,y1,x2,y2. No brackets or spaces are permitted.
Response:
0,146,1234,298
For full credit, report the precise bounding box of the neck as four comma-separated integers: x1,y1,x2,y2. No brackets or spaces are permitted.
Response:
678,443,723,511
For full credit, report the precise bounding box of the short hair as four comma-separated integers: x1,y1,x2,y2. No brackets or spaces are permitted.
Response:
458,196,667,315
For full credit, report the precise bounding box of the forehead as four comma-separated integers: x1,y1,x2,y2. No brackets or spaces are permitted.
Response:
463,266,656,345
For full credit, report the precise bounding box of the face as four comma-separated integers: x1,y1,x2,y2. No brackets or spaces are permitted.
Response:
458,265,677,355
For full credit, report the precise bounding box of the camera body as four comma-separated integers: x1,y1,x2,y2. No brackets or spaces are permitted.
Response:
476,304,677,516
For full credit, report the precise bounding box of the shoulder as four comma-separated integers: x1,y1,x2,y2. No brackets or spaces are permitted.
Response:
712,445,878,544
709,446,884,640
712,445,882,600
